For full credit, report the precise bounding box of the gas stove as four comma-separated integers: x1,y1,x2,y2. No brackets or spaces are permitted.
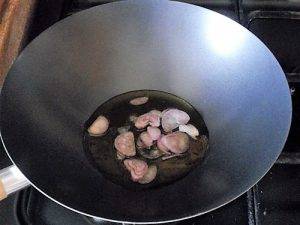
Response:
0,1,299,224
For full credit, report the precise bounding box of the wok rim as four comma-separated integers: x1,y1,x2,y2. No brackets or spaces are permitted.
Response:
0,0,292,223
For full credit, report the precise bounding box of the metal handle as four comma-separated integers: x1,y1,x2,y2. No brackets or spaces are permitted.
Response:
0,165,30,200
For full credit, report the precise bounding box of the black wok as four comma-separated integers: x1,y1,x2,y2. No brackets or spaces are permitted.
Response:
0,0,292,223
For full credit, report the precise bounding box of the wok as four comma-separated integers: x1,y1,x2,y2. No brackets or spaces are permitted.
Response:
0,0,292,223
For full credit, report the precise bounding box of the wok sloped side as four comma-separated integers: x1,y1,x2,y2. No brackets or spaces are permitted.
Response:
0,0,291,223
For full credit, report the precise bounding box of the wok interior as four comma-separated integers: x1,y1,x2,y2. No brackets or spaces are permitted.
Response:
83,90,209,189
0,0,291,222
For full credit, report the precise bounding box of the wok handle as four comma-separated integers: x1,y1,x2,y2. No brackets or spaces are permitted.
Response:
0,165,30,200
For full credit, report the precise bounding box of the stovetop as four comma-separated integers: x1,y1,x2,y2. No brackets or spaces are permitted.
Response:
1,1,299,225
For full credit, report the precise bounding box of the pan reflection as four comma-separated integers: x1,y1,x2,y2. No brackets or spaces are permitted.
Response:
204,15,246,56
